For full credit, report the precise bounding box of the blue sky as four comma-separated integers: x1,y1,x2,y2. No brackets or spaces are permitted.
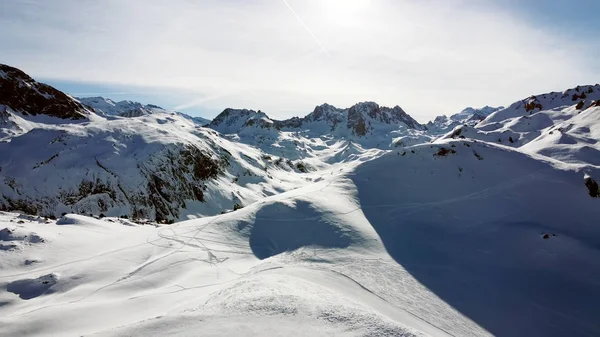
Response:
490,0,600,36
42,80,215,117
2,0,599,122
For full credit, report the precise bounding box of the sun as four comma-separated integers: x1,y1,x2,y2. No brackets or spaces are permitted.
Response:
321,0,372,26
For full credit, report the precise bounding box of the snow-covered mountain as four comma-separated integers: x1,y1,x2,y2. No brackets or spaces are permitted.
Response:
1,63,600,337
480,85,600,127
208,108,273,134
79,96,211,124
206,102,430,150
0,65,323,222
438,84,600,149
426,105,503,134
77,96,153,117
209,101,425,137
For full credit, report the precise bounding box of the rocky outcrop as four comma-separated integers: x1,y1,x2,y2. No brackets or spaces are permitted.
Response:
0,143,227,223
524,97,543,113
208,108,264,134
0,64,88,120
585,177,599,198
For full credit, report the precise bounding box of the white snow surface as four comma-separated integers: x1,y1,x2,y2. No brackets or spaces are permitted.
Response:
1,139,599,336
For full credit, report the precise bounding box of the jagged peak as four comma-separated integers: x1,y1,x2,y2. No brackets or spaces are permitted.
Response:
208,108,273,134
350,101,379,109
212,108,263,121
314,102,337,110
208,100,426,135
428,115,448,124
304,103,343,123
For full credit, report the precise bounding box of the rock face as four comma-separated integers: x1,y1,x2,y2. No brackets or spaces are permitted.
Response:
208,108,268,134
345,102,424,136
585,177,599,198
0,64,88,120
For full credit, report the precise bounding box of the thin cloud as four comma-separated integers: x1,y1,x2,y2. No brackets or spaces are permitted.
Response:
72,92,130,96
279,0,331,57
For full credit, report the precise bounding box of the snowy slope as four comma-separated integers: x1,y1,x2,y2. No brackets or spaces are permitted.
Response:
435,85,600,150
480,85,600,127
522,104,600,167
351,141,600,336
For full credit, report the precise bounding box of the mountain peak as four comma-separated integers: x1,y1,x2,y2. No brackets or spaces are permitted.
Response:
208,108,266,134
0,64,88,120
208,101,426,137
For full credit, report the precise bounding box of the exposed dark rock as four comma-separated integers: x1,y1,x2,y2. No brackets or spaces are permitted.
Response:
434,147,456,157
0,64,87,119
296,162,308,173
585,177,599,198
524,98,543,113
450,128,463,139
572,92,587,101
347,107,368,136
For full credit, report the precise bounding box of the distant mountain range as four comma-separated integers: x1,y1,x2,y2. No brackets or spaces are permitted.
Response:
78,96,211,124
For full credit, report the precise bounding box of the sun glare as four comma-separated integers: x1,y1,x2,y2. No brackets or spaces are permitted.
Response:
321,0,371,26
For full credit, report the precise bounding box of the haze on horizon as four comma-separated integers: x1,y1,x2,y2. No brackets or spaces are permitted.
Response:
2,0,599,122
